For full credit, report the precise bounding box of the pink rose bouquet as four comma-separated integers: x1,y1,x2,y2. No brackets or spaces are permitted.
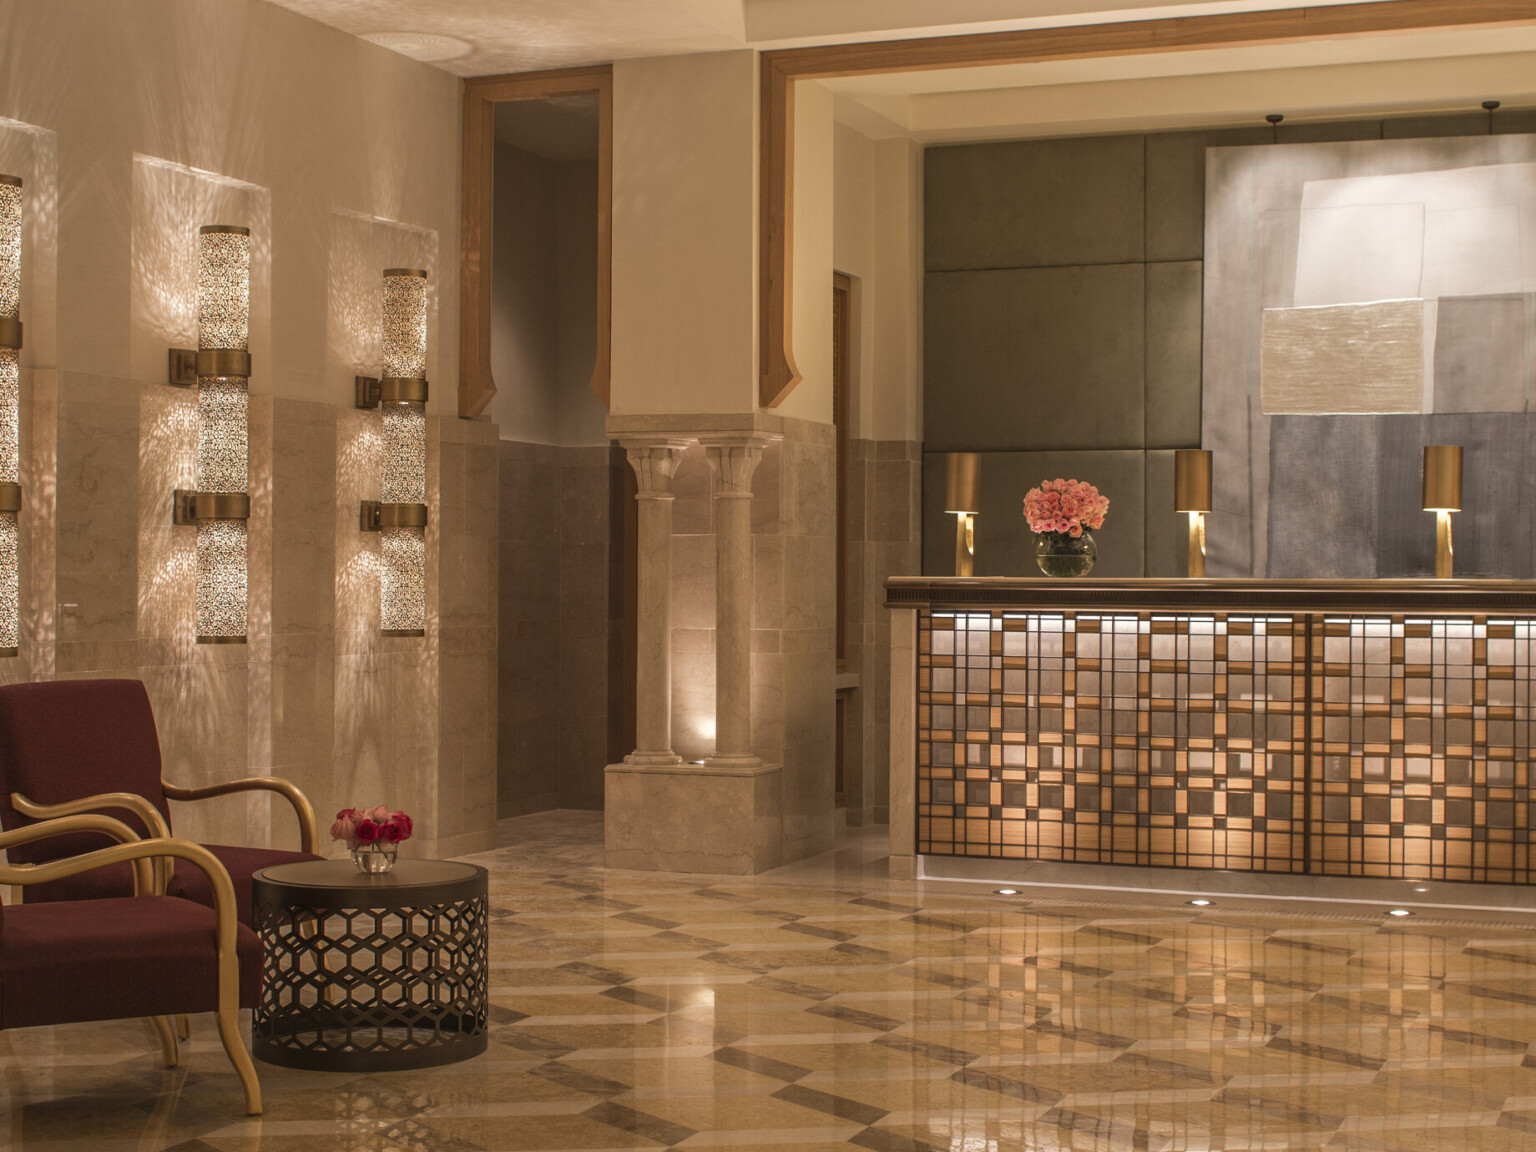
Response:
331,804,414,850
1023,478,1109,540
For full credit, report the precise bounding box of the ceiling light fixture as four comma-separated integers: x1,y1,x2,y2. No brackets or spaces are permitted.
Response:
361,31,472,62
1386,909,1413,918
1188,899,1212,907
994,888,1019,896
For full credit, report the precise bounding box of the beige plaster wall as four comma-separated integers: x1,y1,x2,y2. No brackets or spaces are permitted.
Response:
610,51,759,416
0,0,494,860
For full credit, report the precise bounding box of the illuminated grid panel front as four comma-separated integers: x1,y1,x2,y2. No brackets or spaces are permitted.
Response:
917,611,1306,872
1313,616,1536,883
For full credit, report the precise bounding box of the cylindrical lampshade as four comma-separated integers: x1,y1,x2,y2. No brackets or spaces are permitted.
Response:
944,452,980,515
382,269,427,380
380,269,428,637
1174,449,1212,513
0,174,22,657
195,225,250,643
1423,445,1462,512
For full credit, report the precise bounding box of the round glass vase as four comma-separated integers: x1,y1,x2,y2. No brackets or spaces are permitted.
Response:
1034,530,1097,577
351,839,398,874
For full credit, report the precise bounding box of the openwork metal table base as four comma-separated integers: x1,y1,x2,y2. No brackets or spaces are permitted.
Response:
251,859,488,1072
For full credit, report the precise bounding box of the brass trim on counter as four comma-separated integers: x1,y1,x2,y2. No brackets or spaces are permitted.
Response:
886,577,1536,615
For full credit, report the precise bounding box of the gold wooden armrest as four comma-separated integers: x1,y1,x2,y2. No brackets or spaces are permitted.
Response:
0,835,260,1114
11,792,173,890
0,814,154,895
162,776,318,855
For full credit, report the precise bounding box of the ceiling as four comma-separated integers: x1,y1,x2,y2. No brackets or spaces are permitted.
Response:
269,0,1536,143
268,0,1403,76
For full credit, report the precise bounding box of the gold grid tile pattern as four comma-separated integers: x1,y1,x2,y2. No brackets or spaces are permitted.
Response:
918,611,1536,885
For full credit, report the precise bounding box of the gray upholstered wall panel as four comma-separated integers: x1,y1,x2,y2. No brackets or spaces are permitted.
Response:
924,135,1145,271
1145,128,1268,263
921,450,1147,578
924,264,1145,452
1143,450,1185,577
1145,261,1204,448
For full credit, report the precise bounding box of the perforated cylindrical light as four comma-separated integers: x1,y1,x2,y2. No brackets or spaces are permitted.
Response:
380,269,427,637
0,175,21,657
195,225,250,643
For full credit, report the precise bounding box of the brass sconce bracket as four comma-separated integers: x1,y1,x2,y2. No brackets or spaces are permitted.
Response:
355,376,429,409
359,500,429,532
0,482,19,515
173,489,251,525
0,316,22,351
168,348,252,388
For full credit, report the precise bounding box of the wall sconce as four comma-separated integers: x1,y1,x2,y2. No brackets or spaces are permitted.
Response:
944,452,980,577
1174,449,1212,578
170,225,251,643
1422,444,1462,579
356,269,428,637
0,174,22,658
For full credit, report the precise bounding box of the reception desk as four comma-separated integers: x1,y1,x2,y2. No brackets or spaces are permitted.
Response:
885,578,1536,885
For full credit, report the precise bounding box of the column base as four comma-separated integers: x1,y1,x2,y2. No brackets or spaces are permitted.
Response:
623,750,686,767
604,761,783,875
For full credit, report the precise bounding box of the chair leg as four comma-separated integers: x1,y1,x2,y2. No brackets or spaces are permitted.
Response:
148,1016,179,1068
175,1013,191,1040
216,1005,262,1115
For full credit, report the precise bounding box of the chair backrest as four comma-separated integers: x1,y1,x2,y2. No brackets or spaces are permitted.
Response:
0,679,172,864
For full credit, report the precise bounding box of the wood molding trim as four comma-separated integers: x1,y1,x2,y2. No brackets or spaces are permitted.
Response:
459,65,614,419
756,0,1536,409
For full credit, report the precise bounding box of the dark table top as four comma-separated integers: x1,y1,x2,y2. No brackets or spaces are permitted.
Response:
252,858,487,906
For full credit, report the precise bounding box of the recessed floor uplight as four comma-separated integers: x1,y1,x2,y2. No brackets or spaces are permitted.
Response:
1387,909,1413,917
994,888,1020,896
1188,899,1212,907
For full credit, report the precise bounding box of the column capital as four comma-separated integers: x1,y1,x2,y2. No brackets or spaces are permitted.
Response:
621,439,690,498
701,434,775,499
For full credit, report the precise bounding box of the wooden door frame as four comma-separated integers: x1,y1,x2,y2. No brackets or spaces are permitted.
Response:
757,0,1536,408
460,65,614,418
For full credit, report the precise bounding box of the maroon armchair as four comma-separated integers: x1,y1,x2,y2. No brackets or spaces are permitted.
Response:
0,813,263,1113
0,679,322,925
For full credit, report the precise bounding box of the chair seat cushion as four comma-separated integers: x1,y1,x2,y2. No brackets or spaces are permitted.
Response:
0,895,261,1030
168,844,324,926
22,844,323,927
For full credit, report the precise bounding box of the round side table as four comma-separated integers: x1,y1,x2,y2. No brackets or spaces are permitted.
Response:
251,858,489,1072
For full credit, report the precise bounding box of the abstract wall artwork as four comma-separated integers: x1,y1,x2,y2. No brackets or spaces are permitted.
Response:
1203,136,1536,578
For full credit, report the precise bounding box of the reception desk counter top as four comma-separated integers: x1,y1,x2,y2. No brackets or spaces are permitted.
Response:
886,576,1536,615
884,576,1536,886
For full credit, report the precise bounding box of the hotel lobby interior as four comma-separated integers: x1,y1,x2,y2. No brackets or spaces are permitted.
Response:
7,0,1536,1149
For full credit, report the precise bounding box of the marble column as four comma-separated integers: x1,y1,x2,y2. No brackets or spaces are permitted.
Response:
701,436,766,767
623,439,688,765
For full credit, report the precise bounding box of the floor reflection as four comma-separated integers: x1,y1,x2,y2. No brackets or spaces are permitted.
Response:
6,810,1536,1150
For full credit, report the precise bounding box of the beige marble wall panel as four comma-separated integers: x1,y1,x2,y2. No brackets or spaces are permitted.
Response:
56,373,139,670
10,369,57,683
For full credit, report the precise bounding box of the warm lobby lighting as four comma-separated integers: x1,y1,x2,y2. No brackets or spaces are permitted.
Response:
1386,909,1413,918
1422,445,1462,580
172,225,252,644
944,452,979,577
0,174,21,658
994,888,1019,896
357,269,428,637
1188,898,1212,906
1174,449,1212,578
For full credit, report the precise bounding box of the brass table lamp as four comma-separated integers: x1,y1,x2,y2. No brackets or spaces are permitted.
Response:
1174,450,1212,578
1422,445,1462,579
944,453,980,577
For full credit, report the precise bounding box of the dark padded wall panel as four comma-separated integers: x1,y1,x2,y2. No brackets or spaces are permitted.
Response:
924,265,1145,452
922,451,1147,578
1145,261,1203,449
1144,450,1184,578
924,135,1145,271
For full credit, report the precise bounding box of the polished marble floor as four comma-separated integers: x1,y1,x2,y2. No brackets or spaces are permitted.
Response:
9,811,1536,1150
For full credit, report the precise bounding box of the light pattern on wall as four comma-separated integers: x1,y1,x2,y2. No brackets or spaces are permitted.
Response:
0,175,22,657
917,609,1536,884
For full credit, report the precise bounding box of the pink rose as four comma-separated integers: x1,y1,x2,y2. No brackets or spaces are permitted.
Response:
388,810,414,840
365,803,389,824
354,819,380,843
330,809,357,842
